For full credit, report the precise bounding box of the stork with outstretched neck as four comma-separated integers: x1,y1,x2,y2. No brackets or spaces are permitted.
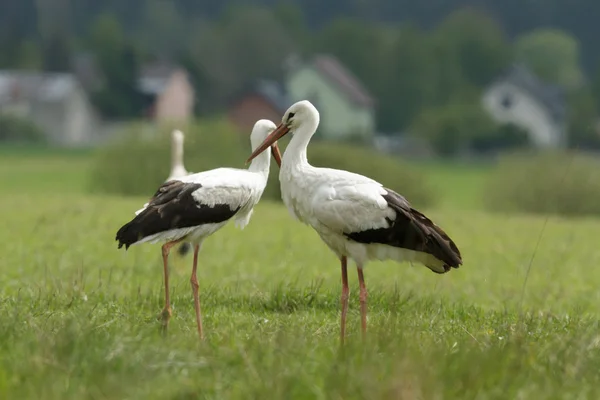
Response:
246,100,462,343
166,129,193,256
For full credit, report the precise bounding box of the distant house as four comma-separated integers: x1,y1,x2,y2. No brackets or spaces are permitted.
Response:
228,80,290,133
138,62,195,124
71,52,104,93
285,54,376,140
482,64,567,149
0,71,101,147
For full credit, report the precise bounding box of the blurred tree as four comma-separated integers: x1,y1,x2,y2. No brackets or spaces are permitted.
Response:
15,40,42,70
178,50,215,115
0,114,46,144
186,19,236,106
136,0,186,56
567,88,599,149
315,18,388,89
273,1,309,49
378,24,436,132
210,6,295,99
435,8,512,87
411,102,498,156
427,34,465,107
88,13,143,118
41,32,71,71
315,18,397,130
515,29,584,90
592,60,600,113
223,7,295,81
36,0,72,71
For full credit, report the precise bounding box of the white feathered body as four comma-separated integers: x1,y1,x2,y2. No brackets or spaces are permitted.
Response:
132,166,269,246
279,162,447,270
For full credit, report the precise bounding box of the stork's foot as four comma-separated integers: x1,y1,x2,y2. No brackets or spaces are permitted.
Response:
159,306,172,336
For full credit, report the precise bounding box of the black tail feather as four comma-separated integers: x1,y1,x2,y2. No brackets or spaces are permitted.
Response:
115,220,144,250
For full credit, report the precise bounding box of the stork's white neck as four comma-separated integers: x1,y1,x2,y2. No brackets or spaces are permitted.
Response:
171,136,184,172
282,112,320,171
248,146,271,176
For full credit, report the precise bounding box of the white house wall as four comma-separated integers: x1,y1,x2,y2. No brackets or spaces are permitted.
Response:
64,86,100,146
287,67,374,139
482,82,564,148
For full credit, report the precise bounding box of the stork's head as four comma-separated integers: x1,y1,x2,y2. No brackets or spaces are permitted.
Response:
246,100,319,164
172,129,184,144
249,119,282,167
281,100,319,133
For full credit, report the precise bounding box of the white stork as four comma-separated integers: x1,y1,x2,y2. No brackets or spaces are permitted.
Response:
116,120,282,340
167,129,189,182
166,129,194,257
246,101,462,343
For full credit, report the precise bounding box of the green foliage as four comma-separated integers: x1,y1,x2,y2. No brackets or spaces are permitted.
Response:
263,141,437,208
593,60,600,112
15,39,42,70
567,88,599,148
379,24,437,131
0,115,45,144
411,103,500,156
515,29,584,89
484,150,600,216
90,120,435,208
88,119,250,196
435,8,512,87
40,32,71,72
88,13,144,118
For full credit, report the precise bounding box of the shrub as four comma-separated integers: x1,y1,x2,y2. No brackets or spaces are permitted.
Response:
90,122,436,208
88,118,256,196
483,150,600,216
411,103,498,156
263,141,437,208
0,114,46,144
412,103,532,156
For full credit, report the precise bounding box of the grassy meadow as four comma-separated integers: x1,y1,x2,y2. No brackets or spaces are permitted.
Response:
2,149,600,399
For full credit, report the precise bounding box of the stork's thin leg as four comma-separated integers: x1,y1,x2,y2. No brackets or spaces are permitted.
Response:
357,266,368,341
160,239,182,336
190,244,204,340
340,256,349,345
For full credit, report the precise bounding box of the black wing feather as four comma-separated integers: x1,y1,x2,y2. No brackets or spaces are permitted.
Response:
344,188,462,273
115,180,240,250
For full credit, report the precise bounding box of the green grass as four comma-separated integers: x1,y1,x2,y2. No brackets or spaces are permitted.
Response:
416,160,492,210
2,150,600,399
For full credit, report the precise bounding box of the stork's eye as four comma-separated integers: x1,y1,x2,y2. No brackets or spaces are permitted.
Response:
288,112,295,119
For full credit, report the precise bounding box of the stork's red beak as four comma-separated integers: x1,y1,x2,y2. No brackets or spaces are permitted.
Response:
247,124,290,165
271,142,282,167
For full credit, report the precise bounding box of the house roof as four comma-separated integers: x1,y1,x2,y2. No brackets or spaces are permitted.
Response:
0,71,77,105
253,80,291,113
231,79,291,114
138,61,180,95
310,54,374,108
492,64,566,122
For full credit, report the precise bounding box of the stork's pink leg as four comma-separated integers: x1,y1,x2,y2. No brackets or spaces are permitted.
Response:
340,256,349,344
190,244,204,340
357,267,368,340
160,239,183,335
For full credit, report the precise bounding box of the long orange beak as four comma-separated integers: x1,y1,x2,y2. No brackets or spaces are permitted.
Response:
271,142,282,167
247,124,290,164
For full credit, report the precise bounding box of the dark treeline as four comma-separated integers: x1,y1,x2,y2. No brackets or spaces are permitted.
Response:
3,0,600,70
2,0,600,152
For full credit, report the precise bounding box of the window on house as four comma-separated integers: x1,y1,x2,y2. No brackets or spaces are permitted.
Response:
500,93,514,109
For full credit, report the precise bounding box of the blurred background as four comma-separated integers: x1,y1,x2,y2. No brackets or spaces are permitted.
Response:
2,0,600,215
